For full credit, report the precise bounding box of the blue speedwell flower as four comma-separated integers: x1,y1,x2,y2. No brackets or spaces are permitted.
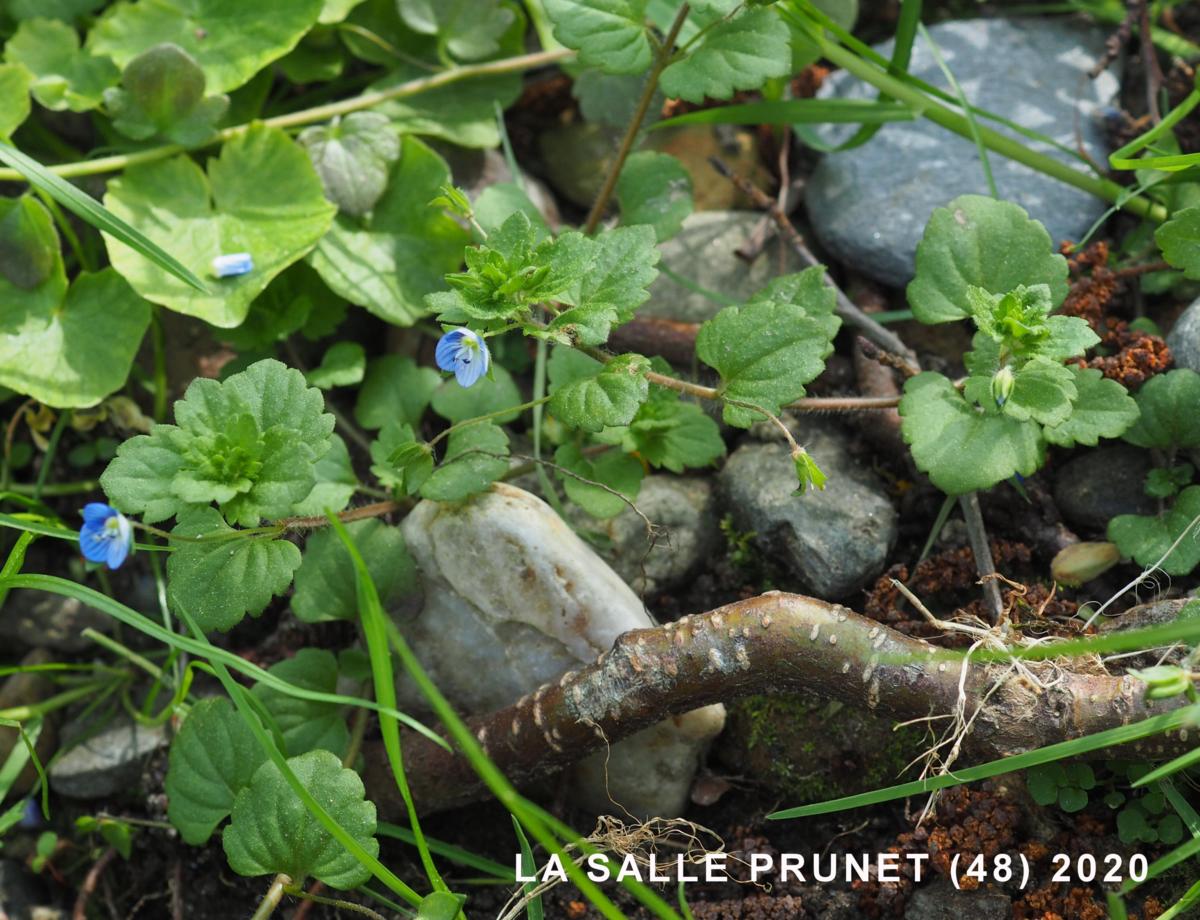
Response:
435,327,489,388
78,503,132,570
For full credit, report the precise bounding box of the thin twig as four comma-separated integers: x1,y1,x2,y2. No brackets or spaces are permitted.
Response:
582,4,691,234
72,847,118,920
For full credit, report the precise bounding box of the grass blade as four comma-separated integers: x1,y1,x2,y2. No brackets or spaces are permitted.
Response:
768,704,1200,819
0,140,207,293
512,816,544,920
655,98,916,129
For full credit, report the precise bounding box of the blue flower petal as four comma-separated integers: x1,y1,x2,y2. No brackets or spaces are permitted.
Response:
106,534,131,570
435,330,465,372
81,502,115,525
456,352,487,388
79,529,110,564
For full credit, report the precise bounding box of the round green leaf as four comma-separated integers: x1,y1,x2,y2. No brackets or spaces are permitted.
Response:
5,18,118,112
103,43,229,145
251,649,350,758
1109,485,1200,577
543,0,652,76
0,64,33,137
305,341,365,390
0,199,151,408
554,442,643,519
419,421,508,502
165,697,267,845
1057,786,1088,813
899,371,1045,494
907,195,1069,324
299,112,400,218
292,520,415,623
103,124,336,328
308,136,469,325
659,7,791,103
354,354,440,430
616,150,693,242
1156,205,1200,280
430,362,523,424
1123,368,1200,451
88,0,323,93
223,749,377,889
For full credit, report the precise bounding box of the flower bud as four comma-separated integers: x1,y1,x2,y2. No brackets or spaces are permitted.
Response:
991,365,1015,407
1050,542,1120,586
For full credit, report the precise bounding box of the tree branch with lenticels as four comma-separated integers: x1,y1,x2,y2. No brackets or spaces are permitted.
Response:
364,593,1191,816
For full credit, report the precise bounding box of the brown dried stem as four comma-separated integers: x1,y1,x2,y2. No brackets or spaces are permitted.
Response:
366,593,1181,817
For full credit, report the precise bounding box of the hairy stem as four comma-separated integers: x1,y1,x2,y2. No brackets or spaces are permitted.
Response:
582,4,691,234
365,592,1184,816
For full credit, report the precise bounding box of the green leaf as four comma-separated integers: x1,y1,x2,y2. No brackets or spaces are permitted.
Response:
5,18,118,112
907,195,1069,324
89,0,323,93
305,342,365,390
1058,786,1089,813
397,0,515,61
167,507,303,631
550,353,649,432
101,359,334,525
103,124,336,327
292,520,414,623
430,362,523,424
309,136,469,325
369,65,521,148
370,422,433,493
554,442,642,519
223,749,377,889
597,373,726,473
1042,366,1138,448
545,225,660,346
474,182,550,239
252,649,350,757
0,64,33,137
615,150,693,242
103,43,228,144
659,7,791,103
1156,205,1200,279
0,141,204,293
420,422,508,502
1026,766,1059,806
291,433,357,516
417,891,467,920
899,372,1044,494
965,357,1076,426
1123,368,1200,450
696,267,839,427
222,264,345,351
165,697,266,845
1109,486,1200,577
354,355,440,430
298,112,400,218
542,0,651,75
0,197,151,407
1146,465,1194,500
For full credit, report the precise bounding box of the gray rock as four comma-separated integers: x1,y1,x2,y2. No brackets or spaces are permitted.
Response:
0,592,110,653
1054,445,1155,532
905,880,1011,920
397,483,725,818
571,475,721,596
641,211,803,323
805,17,1120,287
1167,296,1200,373
49,717,166,800
718,428,897,597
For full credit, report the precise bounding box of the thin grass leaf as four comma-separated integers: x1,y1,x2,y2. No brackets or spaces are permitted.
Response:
678,881,696,920
1119,834,1200,895
1109,89,1200,171
768,704,1200,818
1155,880,1200,920
512,816,544,920
0,573,448,749
0,512,168,552
1161,778,1200,837
325,514,449,898
1131,747,1200,788
919,22,996,197
0,140,207,292
654,98,916,129
0,716,48,821
377,823,516,881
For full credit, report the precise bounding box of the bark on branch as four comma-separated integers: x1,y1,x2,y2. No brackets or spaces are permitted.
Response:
367,593,1184,816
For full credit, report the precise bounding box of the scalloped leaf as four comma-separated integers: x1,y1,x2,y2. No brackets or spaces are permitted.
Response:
88,0,323,93
223,749,377,889
292,520,414,623
907,195,1069,324
165,697,266,845
251,649,349,757
103,124,336,328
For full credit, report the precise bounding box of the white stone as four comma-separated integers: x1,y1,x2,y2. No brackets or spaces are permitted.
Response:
399,483,725,817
